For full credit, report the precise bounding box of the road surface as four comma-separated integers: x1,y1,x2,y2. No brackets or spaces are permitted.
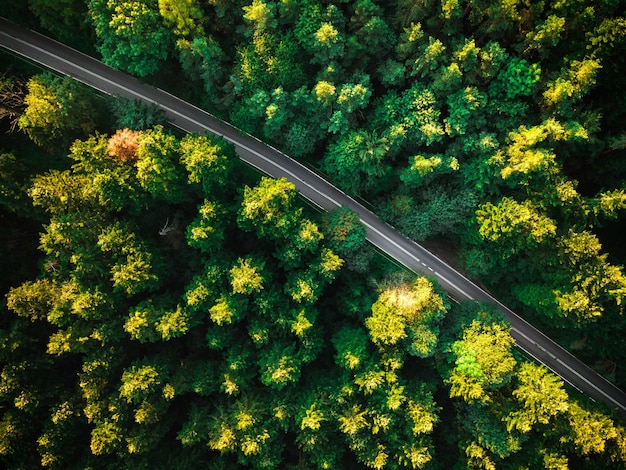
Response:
2,17,625,414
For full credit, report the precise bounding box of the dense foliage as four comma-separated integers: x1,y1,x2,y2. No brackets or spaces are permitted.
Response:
1,121,624,468
32,0,623,388
1,0,626,468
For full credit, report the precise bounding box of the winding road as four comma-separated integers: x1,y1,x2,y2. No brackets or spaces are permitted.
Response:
2,17,625,414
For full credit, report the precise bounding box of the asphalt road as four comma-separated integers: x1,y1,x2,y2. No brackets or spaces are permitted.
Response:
2,17,625,414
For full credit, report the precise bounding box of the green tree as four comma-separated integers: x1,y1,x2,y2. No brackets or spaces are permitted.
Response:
475,197,557,254
447,317,517,403
176,36,227,99
186,200,226,254
242,0,276,33
179,134,234,194
230,257,265,295
543,59,602,117
494,119,588,184
209,293,246,327
336,74,372,116
400,154,459,188
566,402,620,456
444,87,487,138
523,15,566,57
158,0,204,37
275,218,325,269
328,347,439,469
230,30,305,104
366,276,447,358
258,343,301,390
27,0,89,45
332,326,370,371
461,403,524,460
238,176,301,239
89,0,174,77
505,362,568,433
553,230,626,322
97,221,160,295
321,206,367,257
323,130,391,195
397,83,445,146
592,188,626,220
6,279,60,323
0,151,39,214
396,187,476,241
492,57,541,100
90,420,123,455
69,132,150,213
311,21,345,64
18,74,100,148
513,228,626,324
125,296,191,342
135,126,187,203
109,97,166,130
346,0,395,68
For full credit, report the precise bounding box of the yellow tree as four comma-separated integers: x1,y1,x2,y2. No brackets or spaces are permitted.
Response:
366,276,446,358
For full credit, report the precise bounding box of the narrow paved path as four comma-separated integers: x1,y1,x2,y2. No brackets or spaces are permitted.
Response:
2,17,625,413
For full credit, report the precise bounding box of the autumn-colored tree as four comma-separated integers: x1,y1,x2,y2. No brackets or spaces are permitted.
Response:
108,128,141,162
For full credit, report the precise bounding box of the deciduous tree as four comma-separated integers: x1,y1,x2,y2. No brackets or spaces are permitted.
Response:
18,74,99,148
366,276,446,358
89,0,174,77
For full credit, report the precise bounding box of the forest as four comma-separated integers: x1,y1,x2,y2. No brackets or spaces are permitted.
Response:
1,0,626,468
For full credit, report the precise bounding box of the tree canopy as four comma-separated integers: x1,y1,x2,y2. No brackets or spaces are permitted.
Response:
2,0,626,468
